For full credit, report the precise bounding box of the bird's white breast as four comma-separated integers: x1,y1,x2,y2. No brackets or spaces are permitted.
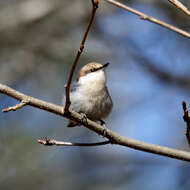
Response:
78,70,106,97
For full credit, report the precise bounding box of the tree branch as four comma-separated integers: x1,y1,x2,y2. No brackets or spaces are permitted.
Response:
1,83,190,162
2,100,29,112
103,0,190,38
182,101,190,146
64,0,99,112
38,138,111,146
168,0,190,16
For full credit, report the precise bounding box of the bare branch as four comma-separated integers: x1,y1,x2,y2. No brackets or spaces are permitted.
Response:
1,83,190,162
103,0,190,38
182,101,190,146
64,0,99,112
38,138,111,146
2,100,29,112
168,0,190,16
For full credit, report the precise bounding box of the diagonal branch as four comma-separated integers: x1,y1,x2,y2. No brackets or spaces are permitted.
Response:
182,101,190,146
103,0,190,38
1,83,190,162
168,0,190,16
64,0,99,112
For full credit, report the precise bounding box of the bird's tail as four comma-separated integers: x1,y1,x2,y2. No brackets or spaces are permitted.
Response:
67,120,78,128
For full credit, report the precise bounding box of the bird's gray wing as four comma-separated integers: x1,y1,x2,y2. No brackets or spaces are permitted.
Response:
70,82,80,92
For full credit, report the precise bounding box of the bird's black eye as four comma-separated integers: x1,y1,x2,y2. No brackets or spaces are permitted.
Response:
91,67,103,73
91,68,96,72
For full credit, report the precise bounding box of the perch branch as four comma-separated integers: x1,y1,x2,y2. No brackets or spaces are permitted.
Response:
182,101,190,146
103,0,190,38
1,84,190,162
168,0,190,16
38,138,111,146
64,0,99,112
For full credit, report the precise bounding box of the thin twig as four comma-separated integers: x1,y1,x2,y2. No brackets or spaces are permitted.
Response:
2,100,29,112
1,84,190,162
103,0,190,38
168,0,190,16
38,138,111,146
64,0,99,112
182,101,190,146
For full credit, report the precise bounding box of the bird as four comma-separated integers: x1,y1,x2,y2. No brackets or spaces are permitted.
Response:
63,62,113,127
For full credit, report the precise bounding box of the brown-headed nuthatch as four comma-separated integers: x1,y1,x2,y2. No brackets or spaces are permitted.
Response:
63,62,113,127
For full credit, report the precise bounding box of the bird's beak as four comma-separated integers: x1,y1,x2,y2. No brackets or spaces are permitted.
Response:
102,62,110,69
93,62,110,72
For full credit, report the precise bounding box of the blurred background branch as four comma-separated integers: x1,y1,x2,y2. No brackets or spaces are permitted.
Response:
0,0,61,31
104,0,190,38
168,0,190,16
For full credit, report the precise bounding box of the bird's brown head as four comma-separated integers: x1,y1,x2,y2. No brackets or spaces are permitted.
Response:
77,62,109,81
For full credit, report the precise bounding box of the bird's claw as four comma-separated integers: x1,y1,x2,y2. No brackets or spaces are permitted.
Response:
102,127,108,137
81,113,88,124
100,119,106,126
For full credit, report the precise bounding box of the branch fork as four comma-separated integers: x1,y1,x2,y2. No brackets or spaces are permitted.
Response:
2,99,29,112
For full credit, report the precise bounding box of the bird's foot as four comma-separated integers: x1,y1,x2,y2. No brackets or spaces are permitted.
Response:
102,128,108,137
99,119,108,137
81,113,88,125
99,119,106,127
